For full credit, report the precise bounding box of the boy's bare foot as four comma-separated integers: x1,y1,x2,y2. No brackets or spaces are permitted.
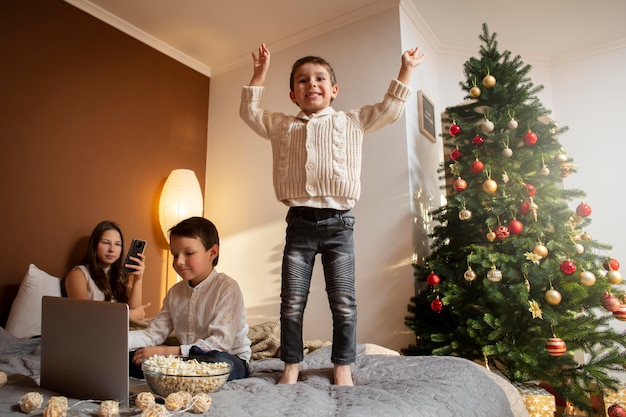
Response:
333,364,353,386
278,363,299,384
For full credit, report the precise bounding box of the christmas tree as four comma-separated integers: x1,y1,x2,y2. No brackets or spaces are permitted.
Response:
404,23,626,413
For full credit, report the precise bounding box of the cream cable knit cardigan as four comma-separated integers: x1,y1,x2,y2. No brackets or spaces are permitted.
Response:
240,79,412,207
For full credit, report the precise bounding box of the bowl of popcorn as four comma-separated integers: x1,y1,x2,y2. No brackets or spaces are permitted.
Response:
142,355,232,397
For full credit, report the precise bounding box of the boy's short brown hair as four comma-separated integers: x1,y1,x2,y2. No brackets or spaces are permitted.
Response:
169,217,220,266
289,56,337,91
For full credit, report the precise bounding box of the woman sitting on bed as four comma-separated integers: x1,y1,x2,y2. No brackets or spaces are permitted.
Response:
63,220,150,321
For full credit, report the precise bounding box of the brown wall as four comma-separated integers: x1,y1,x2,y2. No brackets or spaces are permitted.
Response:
0,1,209,323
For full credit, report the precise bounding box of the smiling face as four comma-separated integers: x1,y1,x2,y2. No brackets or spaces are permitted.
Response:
170,235,218,287
289,62,338,116
96,229,122,268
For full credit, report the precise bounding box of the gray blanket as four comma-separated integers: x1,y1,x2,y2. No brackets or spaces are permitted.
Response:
0,328,528,416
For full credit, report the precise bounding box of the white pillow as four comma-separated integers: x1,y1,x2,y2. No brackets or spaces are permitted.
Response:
5,264,62,338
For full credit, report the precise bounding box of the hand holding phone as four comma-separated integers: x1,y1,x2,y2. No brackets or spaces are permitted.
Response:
124,239,147,273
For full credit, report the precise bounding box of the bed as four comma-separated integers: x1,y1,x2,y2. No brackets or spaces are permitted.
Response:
0,265,529,416
0,327,529,416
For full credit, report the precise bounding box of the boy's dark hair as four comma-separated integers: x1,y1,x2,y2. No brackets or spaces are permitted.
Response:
169,216,220,266
289,56,337,91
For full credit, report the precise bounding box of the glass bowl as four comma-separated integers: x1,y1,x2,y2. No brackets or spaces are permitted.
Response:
141,355,232,397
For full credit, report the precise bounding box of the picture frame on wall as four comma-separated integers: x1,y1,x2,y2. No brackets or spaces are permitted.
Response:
418,90,436,143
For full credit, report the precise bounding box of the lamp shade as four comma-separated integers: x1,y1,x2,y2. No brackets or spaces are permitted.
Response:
159,169,204,241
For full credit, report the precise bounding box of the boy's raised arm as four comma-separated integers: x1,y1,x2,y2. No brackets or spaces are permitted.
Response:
397,47,425,85
248,43,271,86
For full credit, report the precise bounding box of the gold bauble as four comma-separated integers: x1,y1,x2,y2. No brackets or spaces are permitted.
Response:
545,288,562,305
532,244,548,258
482,74,496,88
486,231,496,242
469,86,481,98
607,270,623,285
579,270,596,286
482,179,498,194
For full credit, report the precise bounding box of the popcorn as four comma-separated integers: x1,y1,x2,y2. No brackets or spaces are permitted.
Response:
135,391,156,410
98,400,119,417
142,355,230,396
19,392,44,413
141,403,170,417
0,371,7,386
43,396,68,417
192,393,212,413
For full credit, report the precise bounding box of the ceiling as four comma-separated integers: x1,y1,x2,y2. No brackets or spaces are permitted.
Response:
67,0,626,76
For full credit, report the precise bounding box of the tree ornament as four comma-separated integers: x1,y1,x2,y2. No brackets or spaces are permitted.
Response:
614,306,626,322
507,118,518,130
494,225,509,239
486,230,496,242
608,403,626,417
487,265,503,282
581,231,592,241
453,177,467,192
579,270,596,286
574,243,585,254
482,119,494,133
533,244,548,258
528,199,539,222
459,208,472,221
502,147,513,158
546,337,567,356
469,85,481,98
524,131,538,145
604,257,621,271
519,201,531,215
431,297,443,312
602,293,621,312
483,178,498,194
545,288,562,305
450,148,463,161
576,202,592,217
470,159,485,174
508,219,523,234
472,135,485,147
464,267,477,282
449,123,461,137
555,151,568,162
560,260,576,275
426,272,440,286
540,166,550,176
525,183,536,197
482,73,496,88
607,270,623,285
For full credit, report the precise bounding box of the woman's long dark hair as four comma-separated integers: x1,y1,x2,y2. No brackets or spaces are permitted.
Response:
80,221,130,303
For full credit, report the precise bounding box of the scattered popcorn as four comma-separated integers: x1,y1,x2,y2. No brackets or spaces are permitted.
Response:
19,392,44,413
0,371,7,386
43,396,68,417
98,400,119,417
135,391,156,410
192,393,212,413
140,403,170,417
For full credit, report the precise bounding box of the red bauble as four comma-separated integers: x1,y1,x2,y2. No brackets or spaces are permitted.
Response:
449,124,461,137
603,293,621,312
545,337,567,356
426,273,440,286
453,178,467,192
519,201,531,215
450,148,463,161
472,135,485,147
560,260,576,275
605,257,621,271
508,219,523,234
494,225,510,239
525,183,536,197
470,160,485,174
614,305,626,321
431,298,443,312
608,403,626,417
524,131,538,145
576,202,592,217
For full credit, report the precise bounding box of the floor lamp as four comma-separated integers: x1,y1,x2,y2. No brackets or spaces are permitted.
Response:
158,169,204,289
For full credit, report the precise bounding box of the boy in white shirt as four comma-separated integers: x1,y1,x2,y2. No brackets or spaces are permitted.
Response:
129,216,251,380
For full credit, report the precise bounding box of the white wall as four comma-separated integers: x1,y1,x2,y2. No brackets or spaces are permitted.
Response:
205,7,439,352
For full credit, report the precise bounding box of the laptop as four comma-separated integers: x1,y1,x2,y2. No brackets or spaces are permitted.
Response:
40,296,132,405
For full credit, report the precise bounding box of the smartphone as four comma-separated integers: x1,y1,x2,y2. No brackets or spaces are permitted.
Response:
123,239,147,273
